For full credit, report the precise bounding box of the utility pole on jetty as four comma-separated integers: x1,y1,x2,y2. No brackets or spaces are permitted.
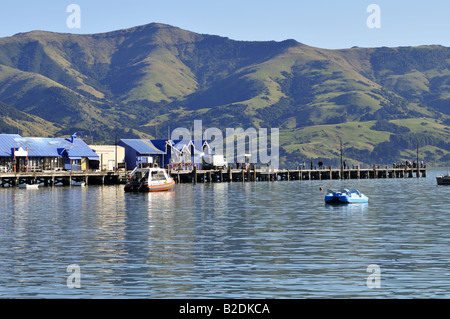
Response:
339,136,343,180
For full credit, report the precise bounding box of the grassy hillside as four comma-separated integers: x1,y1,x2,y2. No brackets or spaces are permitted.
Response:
0,23,449,166
0,101,59,136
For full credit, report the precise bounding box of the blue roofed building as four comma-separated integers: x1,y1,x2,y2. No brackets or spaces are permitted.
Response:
0,133,99,172
118,139,167,170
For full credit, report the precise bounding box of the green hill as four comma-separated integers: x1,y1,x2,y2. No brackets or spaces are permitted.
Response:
0,23,449,166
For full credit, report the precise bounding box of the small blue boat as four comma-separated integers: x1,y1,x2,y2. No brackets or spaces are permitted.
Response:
325,189,368,204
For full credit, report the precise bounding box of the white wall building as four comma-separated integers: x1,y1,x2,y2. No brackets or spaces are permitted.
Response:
89,145,125,171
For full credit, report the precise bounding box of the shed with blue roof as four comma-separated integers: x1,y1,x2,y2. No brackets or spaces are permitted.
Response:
0,133,99,172
118,139,167,170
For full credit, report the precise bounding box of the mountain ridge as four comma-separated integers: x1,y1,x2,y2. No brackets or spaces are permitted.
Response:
0,22,449,166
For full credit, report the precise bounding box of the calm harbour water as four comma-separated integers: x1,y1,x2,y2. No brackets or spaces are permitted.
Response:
0,168,449,298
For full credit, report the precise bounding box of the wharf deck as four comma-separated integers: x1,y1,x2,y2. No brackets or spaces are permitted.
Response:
0,171,123,187
169,167,427,183
0,167,427,187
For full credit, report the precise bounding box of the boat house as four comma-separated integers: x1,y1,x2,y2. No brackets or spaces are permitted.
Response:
0,134,99,172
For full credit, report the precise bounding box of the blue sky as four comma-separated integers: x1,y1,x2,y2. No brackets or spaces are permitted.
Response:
0,0,449,49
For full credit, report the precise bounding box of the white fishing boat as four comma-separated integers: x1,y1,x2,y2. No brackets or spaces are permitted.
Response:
124,167,175,192
72,181,86,186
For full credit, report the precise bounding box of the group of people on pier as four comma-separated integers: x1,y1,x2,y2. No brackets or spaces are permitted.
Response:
393,160,425,169
297,159,426,171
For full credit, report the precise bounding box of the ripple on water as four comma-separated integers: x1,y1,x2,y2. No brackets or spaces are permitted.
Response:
0,170,449,298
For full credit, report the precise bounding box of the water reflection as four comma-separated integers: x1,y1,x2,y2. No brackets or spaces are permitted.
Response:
0,169,449,298
324,203,369,213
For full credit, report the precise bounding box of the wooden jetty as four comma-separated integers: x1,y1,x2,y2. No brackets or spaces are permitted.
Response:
0,166,427,187
0,171,124,188
169,166,427,184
